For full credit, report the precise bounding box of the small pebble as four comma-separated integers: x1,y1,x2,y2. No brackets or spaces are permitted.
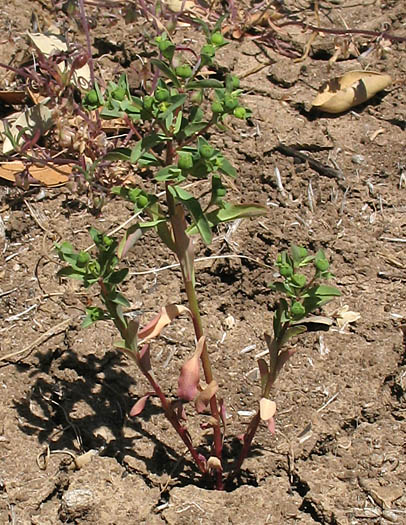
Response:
351,154,365,165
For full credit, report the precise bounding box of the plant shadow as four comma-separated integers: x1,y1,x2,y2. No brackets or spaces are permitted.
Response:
12,342,198,484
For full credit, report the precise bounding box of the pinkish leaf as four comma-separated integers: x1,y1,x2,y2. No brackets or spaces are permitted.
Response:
177,337,205,401
276,348,297,375
259,398,276,421
219,398,227,427
138,304,191,341
257,358,269,391
195,380,218,413
172,203,195,283
267,417,276,434
129,392,154,417
138,343,151,373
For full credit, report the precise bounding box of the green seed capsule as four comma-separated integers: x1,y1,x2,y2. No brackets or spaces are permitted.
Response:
136,195,148,208
85,89,98,105
315,258,329,271
200,144,214,159
112,87,126,101
175,65,193,79
233,106,247,119
211,101,224,114
291,301,305,317
211,32,225,46
291,273,307,287
201,44,215,57
178,152,194,170
155,88,170,102
77,251,90,267
279,264,293,278
143,95,154,110
224,95,238,111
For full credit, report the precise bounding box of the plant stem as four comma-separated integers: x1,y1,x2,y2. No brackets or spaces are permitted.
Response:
183,279,224,490
142,368,207,473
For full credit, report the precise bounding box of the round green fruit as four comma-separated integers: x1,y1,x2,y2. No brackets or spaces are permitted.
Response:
85,89,98,105
175,65,193,79
155,88,170,102
200,144,214,159
291,273,307,287
211,101,224,114
211,32,225,46
136,195,149,208
315,258,329,271
178,152,194,170
291,301,305,317
224,95,238,111
112,87,126,101
233,106,247,119
143,95,154,110
279,264,293,278
201,44,215,57
77,251,90,267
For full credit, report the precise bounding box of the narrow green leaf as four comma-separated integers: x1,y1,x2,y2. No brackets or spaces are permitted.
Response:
313,284,341,297
184,122,208,137
186,79,224,89
110,268,129,284
57,267,85,281
219,156,237,178
160,94,187,119
104,148,132,161
169,186,212,245
151,59,181,87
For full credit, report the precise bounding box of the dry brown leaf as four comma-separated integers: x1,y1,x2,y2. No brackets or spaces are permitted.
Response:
0,161,71,186
335,305,361,329
27,32,91,90
138,304,191,341
312,71,392,114
259,397,276,421
195,379,218,413
0,91,26,104
2,102,53,154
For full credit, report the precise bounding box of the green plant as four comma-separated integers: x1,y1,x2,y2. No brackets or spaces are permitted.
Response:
229,245,340,478
55,19,340,489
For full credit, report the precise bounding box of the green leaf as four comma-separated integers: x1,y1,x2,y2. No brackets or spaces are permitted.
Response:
280,325,307,346
100,107,123,119
186,79,224,89
57,267,85,281
110,268,129,284
109,291,131,308
183,122,208,137
159,94,187,119
155,165,184,182
173,110,183,133
209,203,267,223
104,148,132,161
169,185,212,245
151,59,180,87
138,152,160,166
313,284,341,297
219,156,237,178
130,141,142,163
